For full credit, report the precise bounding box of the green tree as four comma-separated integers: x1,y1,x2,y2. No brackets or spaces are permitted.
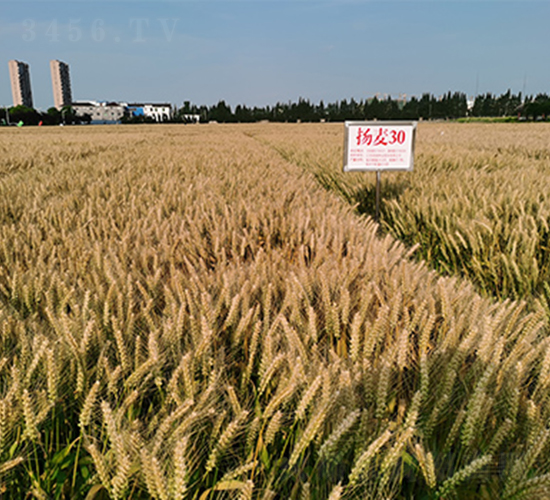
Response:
208,100,233,122
8,105,41,125
45,107,62,125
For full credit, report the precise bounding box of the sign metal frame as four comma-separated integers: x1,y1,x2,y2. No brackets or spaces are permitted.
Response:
343,120,417,221
343,120,417,172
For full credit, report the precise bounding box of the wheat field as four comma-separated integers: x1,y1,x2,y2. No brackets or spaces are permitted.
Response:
256,122,550,303
0,123,549,499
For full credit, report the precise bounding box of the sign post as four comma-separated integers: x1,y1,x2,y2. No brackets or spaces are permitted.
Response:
376,170,381,221
343,121,417,222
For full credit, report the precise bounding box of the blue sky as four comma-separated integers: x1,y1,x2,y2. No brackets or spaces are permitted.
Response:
1,1,549,110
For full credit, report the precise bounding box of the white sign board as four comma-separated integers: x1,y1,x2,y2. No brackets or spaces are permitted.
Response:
343,121,417,172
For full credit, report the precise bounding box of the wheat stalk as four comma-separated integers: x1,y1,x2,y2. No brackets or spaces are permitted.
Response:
436,454,493,499
348,429,393,486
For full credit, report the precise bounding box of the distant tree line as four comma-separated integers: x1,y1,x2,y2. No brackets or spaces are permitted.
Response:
175,93,465,123
0,105,89,126
173,91,550,123
2,91,550,126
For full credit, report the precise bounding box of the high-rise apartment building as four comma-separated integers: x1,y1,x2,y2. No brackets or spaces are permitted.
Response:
50,60,72,110
8,60,33,108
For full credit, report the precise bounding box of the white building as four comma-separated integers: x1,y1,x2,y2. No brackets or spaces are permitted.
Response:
71,100,173,124
127,103,172,122
72,101,127,124
182,114,200,124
